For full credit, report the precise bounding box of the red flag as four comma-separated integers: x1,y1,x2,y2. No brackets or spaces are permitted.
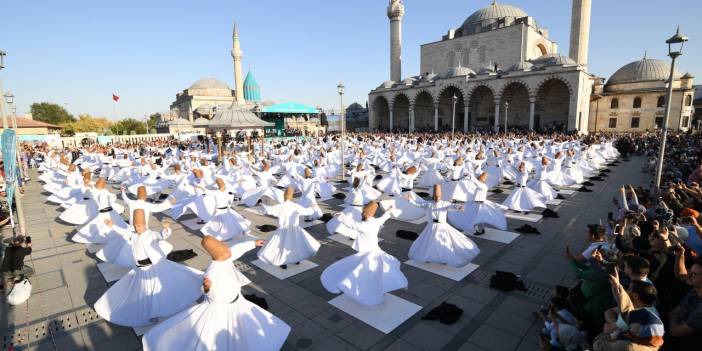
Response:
112,93,120,102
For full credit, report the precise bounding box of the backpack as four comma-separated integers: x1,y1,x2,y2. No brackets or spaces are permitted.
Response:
489,271,527,292
7,277,32,306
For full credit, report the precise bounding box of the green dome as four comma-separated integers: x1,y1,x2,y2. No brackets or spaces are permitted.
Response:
243,71,261,102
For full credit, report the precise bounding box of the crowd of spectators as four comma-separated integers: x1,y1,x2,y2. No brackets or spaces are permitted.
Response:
537,132,702,351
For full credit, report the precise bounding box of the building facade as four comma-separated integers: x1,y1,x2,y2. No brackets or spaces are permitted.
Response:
589,59,695,132
368,1,694,134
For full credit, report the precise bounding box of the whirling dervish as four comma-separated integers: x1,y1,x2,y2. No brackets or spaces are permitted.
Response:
142,236,291,351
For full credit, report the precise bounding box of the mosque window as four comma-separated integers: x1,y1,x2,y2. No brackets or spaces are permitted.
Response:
683,116,690,127
657,96,665,108
462,51,470,66
610,98,619,109
685,95,693,106
633,97,642,109
479,46,487,63
630,117,640,129
655,117,664,128
447,51,455,69
608,118,617,128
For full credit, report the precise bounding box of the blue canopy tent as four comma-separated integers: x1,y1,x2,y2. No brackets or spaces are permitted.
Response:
261,102,320,136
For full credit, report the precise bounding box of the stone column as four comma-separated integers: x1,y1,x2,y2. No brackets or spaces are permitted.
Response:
387,0,405,82
463,101,469,133
529,97,536,130
569,0,592,67
389,107,394,131
494,97,501,130
434,103,439,131
409,106,414,132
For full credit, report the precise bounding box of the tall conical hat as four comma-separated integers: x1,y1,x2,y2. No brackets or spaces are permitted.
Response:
284,186,295,201
137,186,147,200
304,168,312,178
406,166,417,175
174,164,181,172
201,236,231,261
433,184,442,201
215,178,225,190
478,172,489,182
96,178,107,189
133,208,146,232
362,201,379,220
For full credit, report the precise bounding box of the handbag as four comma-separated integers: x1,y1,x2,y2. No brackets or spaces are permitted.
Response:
7,278,32,306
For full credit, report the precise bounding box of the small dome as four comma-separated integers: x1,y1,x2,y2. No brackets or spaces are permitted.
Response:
477,65,496,75
443,66,476,78
422,72,438,82
461,2,529,35
508,61,534,72
167,118,192,126
192,117,210,127
189,77,231,90
401,77,416,86
195,103,213,113
378,80,396,89
607,58,682,85
348,102,364,110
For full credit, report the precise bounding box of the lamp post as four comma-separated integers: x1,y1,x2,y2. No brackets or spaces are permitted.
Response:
338,81,346,181
0,50,7,129
3,91,26,236
504,101,509,133
451,95,457,139
654,27,688,192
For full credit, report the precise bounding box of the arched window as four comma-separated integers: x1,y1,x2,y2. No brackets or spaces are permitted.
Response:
447,51,455,69
462,50,470,66
479,46,487,63
633,97,642,108
685,95,693,106
657,96,665,108
610,98,619,109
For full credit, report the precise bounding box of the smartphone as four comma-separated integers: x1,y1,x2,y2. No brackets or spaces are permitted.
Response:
607,265,616,275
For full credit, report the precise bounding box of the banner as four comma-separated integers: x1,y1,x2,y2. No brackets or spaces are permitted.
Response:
2,128,17,209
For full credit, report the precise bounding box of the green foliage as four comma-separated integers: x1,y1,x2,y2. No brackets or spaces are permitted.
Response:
148,113,161,127
30,102,75,125
61,114,112,134
110,118,147,135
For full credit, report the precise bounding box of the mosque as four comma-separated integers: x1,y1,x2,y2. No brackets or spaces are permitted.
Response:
368,0,695,134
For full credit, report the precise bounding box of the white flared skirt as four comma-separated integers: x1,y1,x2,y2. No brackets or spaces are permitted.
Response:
409,222,480,267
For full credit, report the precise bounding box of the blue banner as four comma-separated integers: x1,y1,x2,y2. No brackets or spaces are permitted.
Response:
2,128,17,209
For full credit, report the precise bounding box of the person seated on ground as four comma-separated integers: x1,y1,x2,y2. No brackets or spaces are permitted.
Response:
1,236,33,293
594,270,664,351
664,248,702,350
538,295,585,351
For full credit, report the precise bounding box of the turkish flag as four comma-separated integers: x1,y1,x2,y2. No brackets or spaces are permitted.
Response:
112,93,120,102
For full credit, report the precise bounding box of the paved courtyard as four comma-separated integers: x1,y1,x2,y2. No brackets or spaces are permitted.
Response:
0,156,651,351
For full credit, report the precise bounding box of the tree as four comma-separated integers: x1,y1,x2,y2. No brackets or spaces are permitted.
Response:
110,118,146,135
62,114,112,134
148,113,161,127
30,102,75,125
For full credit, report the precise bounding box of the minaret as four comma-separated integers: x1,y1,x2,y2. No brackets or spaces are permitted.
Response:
231,22,245,105
387,0,405,82
569,0,592,67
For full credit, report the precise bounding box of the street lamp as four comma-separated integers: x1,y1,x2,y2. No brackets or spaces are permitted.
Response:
654,26,689,192
337,81,346,181
0,50,5,70
504,101,509,133
451,95,457,139
3,90,26,236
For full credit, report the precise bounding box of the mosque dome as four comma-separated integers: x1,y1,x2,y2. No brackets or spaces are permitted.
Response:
378,80,396,89
401,77,416,86
607,58,682,85
422,72,438,82
189,77,231,90
243,71,261,102
507,61,534,72
461,2,529,35
442,65,476,78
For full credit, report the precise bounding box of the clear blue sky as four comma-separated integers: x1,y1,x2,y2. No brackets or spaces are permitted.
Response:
1,0,700,120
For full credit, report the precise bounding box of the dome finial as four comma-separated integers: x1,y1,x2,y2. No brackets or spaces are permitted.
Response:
643,51,647,60
492,0,497,5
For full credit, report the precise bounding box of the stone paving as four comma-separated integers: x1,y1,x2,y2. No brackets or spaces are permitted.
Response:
0,156,651,351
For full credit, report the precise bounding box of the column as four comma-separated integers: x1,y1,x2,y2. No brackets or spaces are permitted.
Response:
529,97,536,131
389,108,394,131
409,107,414,132
433,103,439,131
494,97,501,130
463,101,469,133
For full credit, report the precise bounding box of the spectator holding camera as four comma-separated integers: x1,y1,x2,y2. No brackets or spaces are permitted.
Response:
1,235,33,293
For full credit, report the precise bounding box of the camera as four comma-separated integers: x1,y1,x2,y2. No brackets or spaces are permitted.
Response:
25,236,31,244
